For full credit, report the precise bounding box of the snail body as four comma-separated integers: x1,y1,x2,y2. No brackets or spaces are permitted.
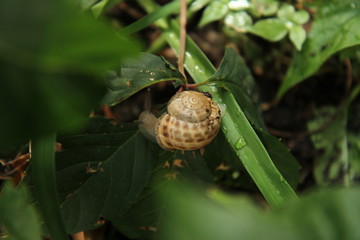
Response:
139,90,221,151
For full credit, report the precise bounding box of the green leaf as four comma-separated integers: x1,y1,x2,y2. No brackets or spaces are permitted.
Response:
277,3,295,20
0,0,139,148
203,131,258,190
205,128,301,191
30,132,69,239
249,18,288,42
111,172,166,240
224,11,253,32
249,0,279,17
289,25,307,51
0,182,42,240
112,149,214,239
101,53,184,106
277,3,360,97
27,117,158,233
208,47,265,129
256,129,300,189
291,10,310,25
120,0,186,35
189,0,211,12
159,183,360,240
199,1,229,27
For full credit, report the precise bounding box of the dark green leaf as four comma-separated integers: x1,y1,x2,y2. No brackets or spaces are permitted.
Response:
112,149,214,239
0,182,42,240
102,53,184,106
29,117,158,233
256,129,300,189
159,182,360,240
278,2,360,97
203,131,257,190
111,177,163,239
205,129,300,190
249,18,288,42
30,132,69,240
209,47,265,129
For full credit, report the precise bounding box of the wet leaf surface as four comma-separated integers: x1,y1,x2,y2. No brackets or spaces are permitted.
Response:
102,53,184,106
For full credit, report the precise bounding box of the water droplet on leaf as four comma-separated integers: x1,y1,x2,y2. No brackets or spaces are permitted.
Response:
222,125,228,133
234,138,246,150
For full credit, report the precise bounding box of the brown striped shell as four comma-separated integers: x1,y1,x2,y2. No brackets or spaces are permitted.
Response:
155,91,221,151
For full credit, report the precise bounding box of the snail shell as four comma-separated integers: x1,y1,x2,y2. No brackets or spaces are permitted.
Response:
139,90,221,151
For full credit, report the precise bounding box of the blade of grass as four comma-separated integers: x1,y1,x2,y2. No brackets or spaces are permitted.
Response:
120,0,189,35
31,133,69,240
123,0,194,35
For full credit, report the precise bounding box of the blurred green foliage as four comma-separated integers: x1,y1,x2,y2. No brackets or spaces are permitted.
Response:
307,85,360,186
192,0,309,50
278,1,360,97
0,182,42,240
0,0,139,148
159,182,360,240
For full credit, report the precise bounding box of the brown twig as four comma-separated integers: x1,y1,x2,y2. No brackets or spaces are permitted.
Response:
0,153,30,181
178,0,187,86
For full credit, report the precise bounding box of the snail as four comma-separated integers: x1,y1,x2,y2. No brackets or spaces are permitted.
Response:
139,90,222,151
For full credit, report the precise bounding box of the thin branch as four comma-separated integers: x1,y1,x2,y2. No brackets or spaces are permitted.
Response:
178,0,187,86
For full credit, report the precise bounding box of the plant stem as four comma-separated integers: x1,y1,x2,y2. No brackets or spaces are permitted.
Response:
178,0,187,82
31,133,69,240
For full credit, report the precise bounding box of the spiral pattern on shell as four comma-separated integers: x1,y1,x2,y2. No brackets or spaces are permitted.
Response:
156,91,221,151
